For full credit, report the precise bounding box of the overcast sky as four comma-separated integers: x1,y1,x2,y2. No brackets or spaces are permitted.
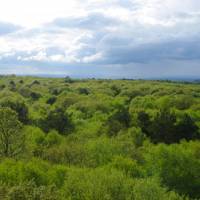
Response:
0,0,200,78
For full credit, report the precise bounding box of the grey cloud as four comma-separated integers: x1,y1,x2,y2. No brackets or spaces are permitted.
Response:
11,13,116,40
1,45,200,79
95,36,200,64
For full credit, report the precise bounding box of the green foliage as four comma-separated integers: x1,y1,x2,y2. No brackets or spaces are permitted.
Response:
137,109,199,143
30,91,41,101
110,156,143,178
176,114,199,141
131,178,185,200
103,106,131,137
45,130,62,147
150,109,177,144
128,127,146,147
0,159,182,200
77,87,90,95
0,108,24,157
144,141,200,199
64,76,74,83
0,97,29,123
63,168,133,200
46,96,57,105
84,137,120,167
0,76,199,199
41,108,74,135
6,183,61,200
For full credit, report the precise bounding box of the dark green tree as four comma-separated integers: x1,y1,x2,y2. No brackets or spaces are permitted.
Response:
30,92,41,101
41,108,73,135
78,88,90,95
150,109,177,144
137,111,151,135
176,114,199,141
46,96,57,105
64,76,74,83
105,106,131,137
0,99,29,124
138,109,177,144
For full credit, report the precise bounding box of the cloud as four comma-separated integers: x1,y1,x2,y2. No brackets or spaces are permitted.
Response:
94,35,200,64
0,22,22,35
0,0,200,78
51,12,119,30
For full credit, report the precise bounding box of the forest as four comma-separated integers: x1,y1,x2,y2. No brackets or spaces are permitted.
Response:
0,75,199,200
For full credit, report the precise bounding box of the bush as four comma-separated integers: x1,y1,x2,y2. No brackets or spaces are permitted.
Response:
144,142,200,199
6,182,61,200
45,130,62,147
78,88,90,95
0,97,29,124
63,168,134,200
137,109,200,144
110,156,143,178
41,108,74,135
132,178,184,200
0,108,24,157
104,106,131,137
46,96,57,105
30,92,41,101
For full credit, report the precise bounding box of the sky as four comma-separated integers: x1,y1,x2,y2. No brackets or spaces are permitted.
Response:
0,0,200,78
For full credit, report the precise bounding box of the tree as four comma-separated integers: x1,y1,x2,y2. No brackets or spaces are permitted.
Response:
0,98,29,124
128,127,146,148
138,110,200,144
105,106,131,137
41,108,74,135
9,81,16,91
0,108,24,157
78,87,90,95
46,96,57,105
150,109,177,144
64,76,74,83
176,114,199,141
137,111,151,135
144,142,200,199
30,92,41,101
137,109,177,144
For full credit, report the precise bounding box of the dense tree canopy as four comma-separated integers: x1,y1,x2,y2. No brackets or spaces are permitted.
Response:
0,76,199,199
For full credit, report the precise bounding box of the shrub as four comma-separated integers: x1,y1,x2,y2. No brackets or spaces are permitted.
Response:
0,108,24,157
41,108,74,135
144,142,200,199
0,98,29,124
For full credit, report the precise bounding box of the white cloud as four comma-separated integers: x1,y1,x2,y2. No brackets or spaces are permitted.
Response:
0,0,85,27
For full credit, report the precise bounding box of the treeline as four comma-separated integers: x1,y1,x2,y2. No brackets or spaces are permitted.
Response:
0,76,199,199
